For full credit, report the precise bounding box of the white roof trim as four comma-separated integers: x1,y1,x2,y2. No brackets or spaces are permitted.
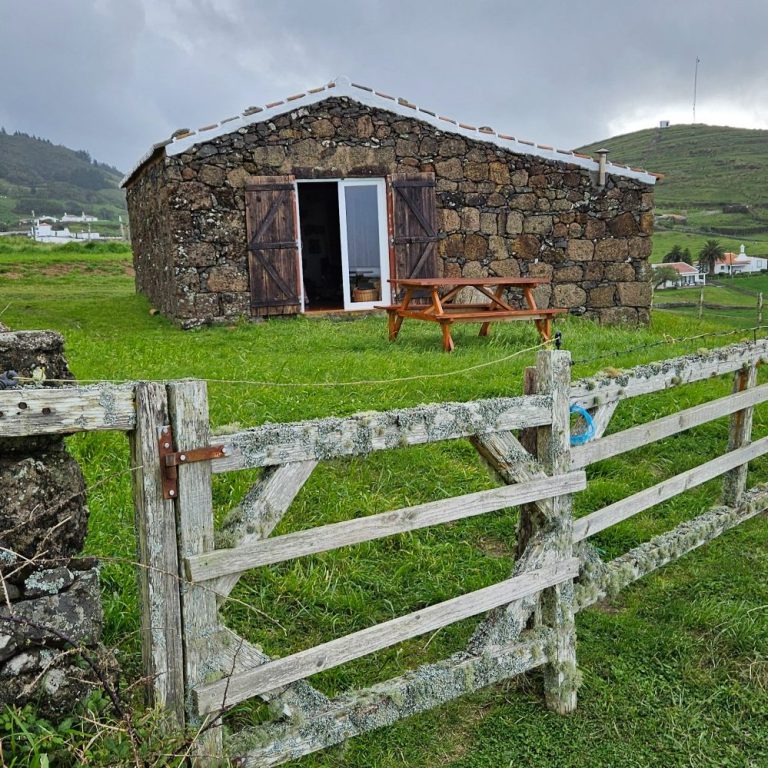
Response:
121,77,658,187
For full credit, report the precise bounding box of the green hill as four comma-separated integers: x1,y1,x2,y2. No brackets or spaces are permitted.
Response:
0,130,126,230
578,124,768,209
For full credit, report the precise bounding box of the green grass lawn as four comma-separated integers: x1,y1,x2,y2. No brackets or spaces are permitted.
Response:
655,282,761,308
653,273,768,334
2,241,767,767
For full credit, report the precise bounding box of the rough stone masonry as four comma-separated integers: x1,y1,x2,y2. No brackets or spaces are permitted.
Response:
125,92,654,327
0,327,105,719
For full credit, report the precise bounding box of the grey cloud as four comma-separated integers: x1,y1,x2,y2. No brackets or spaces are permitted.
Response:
1,0,767,171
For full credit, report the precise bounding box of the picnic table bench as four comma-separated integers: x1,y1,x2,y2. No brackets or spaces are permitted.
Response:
377,277,567,352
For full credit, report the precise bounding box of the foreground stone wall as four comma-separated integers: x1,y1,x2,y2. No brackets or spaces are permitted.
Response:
127,96,653,327
0,329,105,718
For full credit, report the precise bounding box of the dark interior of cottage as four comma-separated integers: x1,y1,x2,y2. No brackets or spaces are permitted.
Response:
298,182,343,309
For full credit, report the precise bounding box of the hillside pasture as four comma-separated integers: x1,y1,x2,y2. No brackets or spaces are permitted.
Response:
1,243,767,767
579,124,768,208
0,132,127,229
652,228,768,264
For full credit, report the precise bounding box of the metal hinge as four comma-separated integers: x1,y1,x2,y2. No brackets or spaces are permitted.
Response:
158,425,227,500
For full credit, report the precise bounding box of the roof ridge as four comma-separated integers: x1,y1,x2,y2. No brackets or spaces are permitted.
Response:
121,76,658,187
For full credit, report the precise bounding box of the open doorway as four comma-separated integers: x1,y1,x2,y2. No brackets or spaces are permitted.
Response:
297,179,390,312
297,182,343,310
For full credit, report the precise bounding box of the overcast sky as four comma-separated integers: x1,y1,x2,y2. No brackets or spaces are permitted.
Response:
2,0,767,173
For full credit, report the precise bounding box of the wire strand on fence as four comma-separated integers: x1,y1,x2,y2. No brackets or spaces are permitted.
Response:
13,339,552,389
9,324,768,390
570,323,768,367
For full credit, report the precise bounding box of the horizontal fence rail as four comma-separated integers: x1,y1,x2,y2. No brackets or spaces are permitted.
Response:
0,384,136,436
229,628,556,767
575,485,768,611
186,471,586,583
574,435,768,541
193,558,580,714
570,338,768,409
211,394,553,471
571,381,768,469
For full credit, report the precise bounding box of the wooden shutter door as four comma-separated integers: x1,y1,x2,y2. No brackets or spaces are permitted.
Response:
389,172,439,282
245,175,301,316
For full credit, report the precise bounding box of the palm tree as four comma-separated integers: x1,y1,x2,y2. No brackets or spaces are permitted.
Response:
663,244,684,263
698,239,723,276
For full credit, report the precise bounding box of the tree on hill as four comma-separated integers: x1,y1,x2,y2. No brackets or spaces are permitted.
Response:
663,244,692,264
698,239,724,274
653,265,681,288
0,130,127,228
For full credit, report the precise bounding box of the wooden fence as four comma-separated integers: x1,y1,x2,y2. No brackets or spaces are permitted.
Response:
3,340,768,766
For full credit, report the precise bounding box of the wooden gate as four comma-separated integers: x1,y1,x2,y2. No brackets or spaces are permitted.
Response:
132,340,768,765
136,350,584,764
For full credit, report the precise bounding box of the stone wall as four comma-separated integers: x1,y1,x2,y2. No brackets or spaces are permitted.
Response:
127,154,178,318
0,328,105,718
126,96,653,327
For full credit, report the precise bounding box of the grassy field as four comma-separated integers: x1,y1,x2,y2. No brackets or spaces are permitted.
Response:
655,278,765,306
653,273,768,334
651,228,768,264
2,241,768,767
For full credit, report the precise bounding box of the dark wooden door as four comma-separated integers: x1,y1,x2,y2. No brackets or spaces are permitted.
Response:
245,175,301,316
389,172,439,285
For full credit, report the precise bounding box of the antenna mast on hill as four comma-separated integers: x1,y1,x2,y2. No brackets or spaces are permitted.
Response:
693,56,700,123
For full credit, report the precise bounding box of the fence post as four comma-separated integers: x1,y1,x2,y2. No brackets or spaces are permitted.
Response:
167,381,224,762
723,363,757,506
520,350,578,714
129,383,185,726
758,292,764,325
698,288,704,320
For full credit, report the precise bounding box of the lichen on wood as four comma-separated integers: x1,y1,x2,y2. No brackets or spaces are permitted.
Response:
226,629,552,767
215,395,552,470
570,339,768,409
574,485,768,611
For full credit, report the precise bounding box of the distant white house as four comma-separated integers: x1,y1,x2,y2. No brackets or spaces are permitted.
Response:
652,261,706,289
712,245,768,275
21,215,59,224
29,220,101,243
61,211,98,223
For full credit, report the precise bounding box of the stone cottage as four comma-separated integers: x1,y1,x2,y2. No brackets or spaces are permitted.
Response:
122,77,657,328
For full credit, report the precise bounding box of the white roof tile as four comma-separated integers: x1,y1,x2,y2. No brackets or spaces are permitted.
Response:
121,77,659,187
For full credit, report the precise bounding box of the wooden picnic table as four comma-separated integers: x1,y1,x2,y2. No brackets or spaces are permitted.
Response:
377,276,567,352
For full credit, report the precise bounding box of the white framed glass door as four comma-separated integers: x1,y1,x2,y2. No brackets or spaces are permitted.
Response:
337,179,389,310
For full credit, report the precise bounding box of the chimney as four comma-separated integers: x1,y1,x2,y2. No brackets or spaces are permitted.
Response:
596,148,609,187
